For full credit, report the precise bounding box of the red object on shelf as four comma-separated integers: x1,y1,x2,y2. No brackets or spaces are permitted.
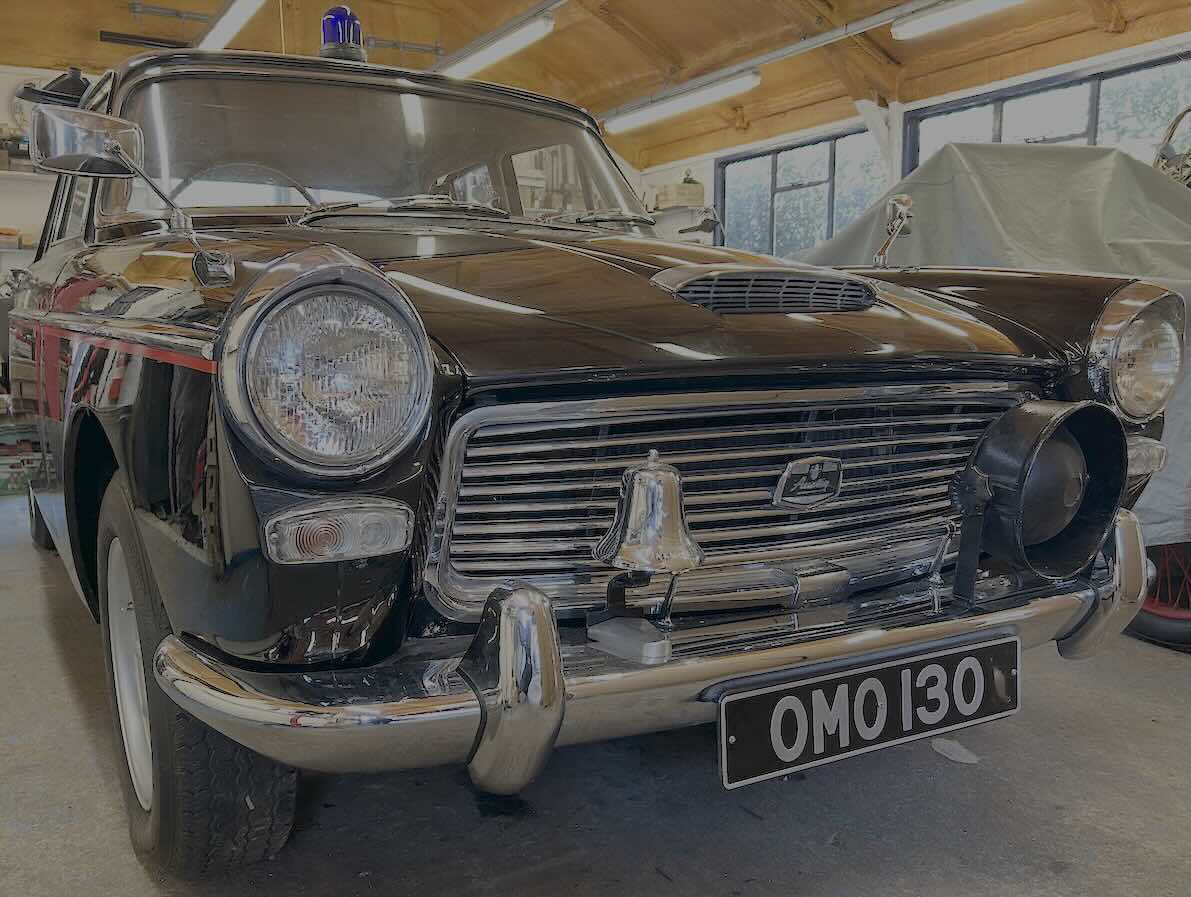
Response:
1145,543,1191,620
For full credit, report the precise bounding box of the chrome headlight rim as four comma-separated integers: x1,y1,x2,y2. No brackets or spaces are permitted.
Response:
219,262,434,480
1089,285,1185,424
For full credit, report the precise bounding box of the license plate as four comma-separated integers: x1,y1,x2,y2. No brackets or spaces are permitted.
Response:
719,636,1020,789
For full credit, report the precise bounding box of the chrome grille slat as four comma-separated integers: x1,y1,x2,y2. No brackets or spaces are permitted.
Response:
467,388,1023,438
464,413,997,458
461,432,982,479
448,497,954,556
452,483,953,535
448,519,958,576
455,449,975,498
426,382,1036,619
452,467,964,518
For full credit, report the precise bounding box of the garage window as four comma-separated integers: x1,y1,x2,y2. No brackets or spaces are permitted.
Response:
717,130,886,258
908,52,1191,170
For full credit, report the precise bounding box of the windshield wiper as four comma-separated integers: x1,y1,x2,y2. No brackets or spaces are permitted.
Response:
552,208,656,227
298,193,510,224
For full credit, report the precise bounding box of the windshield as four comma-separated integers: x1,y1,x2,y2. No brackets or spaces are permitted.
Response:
104,76,646,223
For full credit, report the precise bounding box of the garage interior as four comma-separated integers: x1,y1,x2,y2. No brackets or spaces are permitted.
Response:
1,1,1190,895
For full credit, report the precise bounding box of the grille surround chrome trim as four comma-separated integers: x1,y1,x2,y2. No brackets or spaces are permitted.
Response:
422,382,1037,622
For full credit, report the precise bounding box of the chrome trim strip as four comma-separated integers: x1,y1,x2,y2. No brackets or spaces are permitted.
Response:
423,382,1036,621
19,309,216,357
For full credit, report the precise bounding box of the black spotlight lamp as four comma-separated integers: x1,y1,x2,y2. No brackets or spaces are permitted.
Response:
320,6,367,62
951,400,1126,604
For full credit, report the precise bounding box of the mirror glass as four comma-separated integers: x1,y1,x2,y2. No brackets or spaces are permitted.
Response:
30,105,144,179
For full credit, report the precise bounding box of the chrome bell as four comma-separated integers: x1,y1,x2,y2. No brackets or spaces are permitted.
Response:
593,450,706,575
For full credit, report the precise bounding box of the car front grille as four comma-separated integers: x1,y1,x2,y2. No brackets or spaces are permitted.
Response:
424,382,1035,620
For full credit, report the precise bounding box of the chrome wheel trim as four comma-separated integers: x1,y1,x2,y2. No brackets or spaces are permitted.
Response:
107,537,154,812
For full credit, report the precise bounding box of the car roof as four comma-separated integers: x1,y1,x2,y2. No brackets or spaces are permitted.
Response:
110,49,599,131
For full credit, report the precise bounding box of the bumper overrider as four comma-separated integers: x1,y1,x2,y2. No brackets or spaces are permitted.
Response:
153,507,1149,794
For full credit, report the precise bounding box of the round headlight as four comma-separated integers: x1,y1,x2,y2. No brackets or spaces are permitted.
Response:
243,285,432,472
1090,288,1185,423
1111,305,1183,420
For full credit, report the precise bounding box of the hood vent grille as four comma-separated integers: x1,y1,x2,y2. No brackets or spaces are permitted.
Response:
676,272,876,314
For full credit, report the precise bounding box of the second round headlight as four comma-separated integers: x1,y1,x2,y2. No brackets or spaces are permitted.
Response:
245,285,432,472
1111,302,1183,421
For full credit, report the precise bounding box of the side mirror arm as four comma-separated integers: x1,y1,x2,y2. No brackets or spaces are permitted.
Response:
873,194,913,269
103,142,234,286
104,140,201,253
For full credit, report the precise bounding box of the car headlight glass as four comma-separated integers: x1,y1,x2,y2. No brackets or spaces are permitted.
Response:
245,286,431,469
1111,303,1183,421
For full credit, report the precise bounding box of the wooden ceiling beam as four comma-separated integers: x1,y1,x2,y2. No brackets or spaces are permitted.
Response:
822,50,880,101
674,21,807,82
901,3,1189,102
623,94,857,168
797,0,901,69
570,15,810,109
713,105,752,132
771,0,899,100
1079,0,1128,33
573,0,684,77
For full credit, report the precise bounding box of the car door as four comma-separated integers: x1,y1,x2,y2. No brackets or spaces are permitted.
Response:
33,173,97,550
11,78,110,589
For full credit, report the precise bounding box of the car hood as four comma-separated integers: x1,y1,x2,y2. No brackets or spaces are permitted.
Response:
247,223,1057,384
87,220,1071,385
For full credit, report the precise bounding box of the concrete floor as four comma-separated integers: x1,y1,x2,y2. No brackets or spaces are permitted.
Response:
0,493,1188,897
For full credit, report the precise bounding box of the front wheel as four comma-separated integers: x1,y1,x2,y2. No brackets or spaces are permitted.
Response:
97,473,298,878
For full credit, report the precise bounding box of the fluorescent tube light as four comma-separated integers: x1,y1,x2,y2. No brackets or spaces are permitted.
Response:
196,0,267,50
439,15,555,79
604,71,762,134
891,0,1028,40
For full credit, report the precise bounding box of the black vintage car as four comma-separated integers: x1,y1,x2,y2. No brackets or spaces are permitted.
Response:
6,49,1181,878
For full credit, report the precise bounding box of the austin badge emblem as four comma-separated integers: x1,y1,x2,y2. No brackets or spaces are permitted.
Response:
773,456,844,509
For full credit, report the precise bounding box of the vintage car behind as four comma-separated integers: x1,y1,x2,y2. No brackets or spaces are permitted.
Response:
7,50,1182,877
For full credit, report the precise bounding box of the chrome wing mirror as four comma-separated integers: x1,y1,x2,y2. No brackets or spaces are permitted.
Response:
678,206,724,238
29,105,234,286
1154,106,1191,188
30,105,144,179
873,193,913,269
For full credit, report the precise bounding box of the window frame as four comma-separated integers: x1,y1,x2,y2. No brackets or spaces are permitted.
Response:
56,176,95,243
713,126,875,255
903,49,1191,175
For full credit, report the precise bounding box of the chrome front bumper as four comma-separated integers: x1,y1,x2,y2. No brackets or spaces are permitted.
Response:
153,509,1150,794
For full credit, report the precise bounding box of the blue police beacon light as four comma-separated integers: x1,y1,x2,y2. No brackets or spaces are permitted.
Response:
320,6,367,62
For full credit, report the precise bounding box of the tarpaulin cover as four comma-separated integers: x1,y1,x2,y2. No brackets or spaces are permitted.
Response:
801,143,1191,545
